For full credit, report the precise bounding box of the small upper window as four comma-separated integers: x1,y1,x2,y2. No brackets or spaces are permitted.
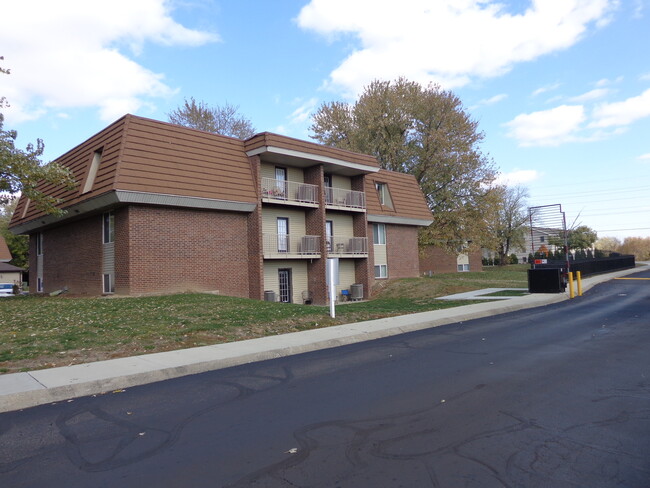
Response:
375,182,394,209
36,232,43,255
82,148,103,194
103,211,114,244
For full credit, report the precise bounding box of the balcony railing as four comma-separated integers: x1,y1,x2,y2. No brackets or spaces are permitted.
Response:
325,187,366,210
262,178,319,206
263,234,321,258
326,236,368,256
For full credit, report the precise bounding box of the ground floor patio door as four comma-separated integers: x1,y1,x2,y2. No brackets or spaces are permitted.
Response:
278,268,292,303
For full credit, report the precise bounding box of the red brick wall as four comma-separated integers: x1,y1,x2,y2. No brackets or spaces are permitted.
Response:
30,216,103,295
247,156,264,300
123,205,250,296
419,245,483,274
303,165,328,304
385,224,420,279
468,251,483,272
352,176,371,300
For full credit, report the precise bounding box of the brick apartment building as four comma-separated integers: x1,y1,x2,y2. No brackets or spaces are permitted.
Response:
9,115,433,304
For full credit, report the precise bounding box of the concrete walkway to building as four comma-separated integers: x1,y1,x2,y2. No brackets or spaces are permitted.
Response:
0,265,646,413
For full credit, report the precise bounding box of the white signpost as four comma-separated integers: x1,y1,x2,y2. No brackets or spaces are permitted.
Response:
326,258,340,318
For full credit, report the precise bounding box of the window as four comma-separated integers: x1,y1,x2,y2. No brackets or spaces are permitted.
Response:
326,220,333,252
324,174,333,204
374,264,388,279
274,167,287,198
103,274,115,294
103,211,114,244
277,217,289,252
82,148,103,194
36,232,43,255
37,277,44,293
373,223,386,245
539,236,545,243
457,264,470,272
375,182,393,209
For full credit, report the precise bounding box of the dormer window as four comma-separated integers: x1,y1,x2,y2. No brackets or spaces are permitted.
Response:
375,182,393,209
82,148,103,194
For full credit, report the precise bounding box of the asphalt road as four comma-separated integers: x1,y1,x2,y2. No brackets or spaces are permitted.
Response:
1,270,649,488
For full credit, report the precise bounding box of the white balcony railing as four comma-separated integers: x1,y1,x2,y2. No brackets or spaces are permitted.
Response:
263,234,321,258
262,178,319,205
325,187,366,210
326,236,368,256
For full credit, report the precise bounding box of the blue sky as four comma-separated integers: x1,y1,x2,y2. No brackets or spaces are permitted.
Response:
1,0,649,240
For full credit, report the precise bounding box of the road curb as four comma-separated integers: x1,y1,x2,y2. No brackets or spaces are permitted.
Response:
0,265,644,413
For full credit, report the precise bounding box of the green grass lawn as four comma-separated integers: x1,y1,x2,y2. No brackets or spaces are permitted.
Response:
0,265,529,373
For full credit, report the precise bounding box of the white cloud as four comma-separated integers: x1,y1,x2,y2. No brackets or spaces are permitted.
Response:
289,98,319,125
473,93,508,108
505,105,586,146
589,88,650,127
297,0,617,96
568,88,612,103
532,83,562,97
638,153,650,161
495,169,541,185
595,76,624,86
0,0,218,123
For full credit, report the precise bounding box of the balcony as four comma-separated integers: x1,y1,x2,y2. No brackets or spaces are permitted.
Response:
326,236,368,257
325,187,366,212
263,234,321,259
262,178,319,207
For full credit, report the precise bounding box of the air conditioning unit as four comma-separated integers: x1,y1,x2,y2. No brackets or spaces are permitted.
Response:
350,283,363,300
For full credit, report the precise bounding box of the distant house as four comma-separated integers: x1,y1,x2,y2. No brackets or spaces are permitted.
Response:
0,235,11,263
0,236,23,285
9,115,432,303
420,245,483,274
0,262,23,286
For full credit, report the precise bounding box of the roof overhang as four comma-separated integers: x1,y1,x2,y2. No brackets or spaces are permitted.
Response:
367,214,433,227
10,190,256,235
246,146,380,176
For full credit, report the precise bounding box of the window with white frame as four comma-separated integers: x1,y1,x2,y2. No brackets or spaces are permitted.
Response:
373,223,386,245
375,182,393,209
37,277,44,293
457,264,470,272
374,264,388,279
103,211,114,244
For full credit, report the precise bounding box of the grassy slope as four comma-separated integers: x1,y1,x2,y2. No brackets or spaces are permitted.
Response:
0,265,528,373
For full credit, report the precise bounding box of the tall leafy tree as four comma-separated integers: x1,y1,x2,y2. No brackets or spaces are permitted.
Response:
566,225,598,251
311,78,496,247
1,56,76,216
167,97,256,139
484,185,530,265
620,237,650,260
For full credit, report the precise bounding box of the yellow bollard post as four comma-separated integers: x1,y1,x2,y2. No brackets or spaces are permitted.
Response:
577,271,582,297
568,271,575,299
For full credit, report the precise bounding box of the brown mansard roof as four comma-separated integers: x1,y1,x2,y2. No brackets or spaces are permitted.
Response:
365,170,433,224
11,115,259,229
10,115,430,231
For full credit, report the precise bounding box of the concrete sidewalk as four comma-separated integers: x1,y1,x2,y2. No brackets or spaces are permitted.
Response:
0,266,644,413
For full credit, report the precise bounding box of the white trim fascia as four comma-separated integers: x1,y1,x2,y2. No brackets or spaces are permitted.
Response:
10,191,256,235
246,145,380,173
114,190,256,212
367,214,433,227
